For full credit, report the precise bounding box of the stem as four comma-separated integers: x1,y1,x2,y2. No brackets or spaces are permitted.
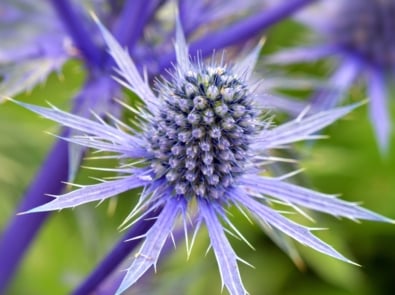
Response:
0,135,69,294
157,0,317,73
104,0,162,69
72,209,162,295
112,0,151,47
93,223,187,295
72,3,170,292
0,74,116,292
49,0,102,66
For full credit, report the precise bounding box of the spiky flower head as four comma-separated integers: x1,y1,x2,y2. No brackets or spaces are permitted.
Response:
149,62,257,200
14,16,392,295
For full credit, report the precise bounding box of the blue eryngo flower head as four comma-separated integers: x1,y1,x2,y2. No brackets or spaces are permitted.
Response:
328,0,395,68
268,0,395,152
13,17,392,295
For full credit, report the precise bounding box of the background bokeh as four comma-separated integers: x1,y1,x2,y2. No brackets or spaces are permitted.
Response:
1,14,395,295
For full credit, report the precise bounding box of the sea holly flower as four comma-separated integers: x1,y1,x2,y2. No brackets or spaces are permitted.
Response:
10,16,392,295
1,1,320,293
266,0,395,152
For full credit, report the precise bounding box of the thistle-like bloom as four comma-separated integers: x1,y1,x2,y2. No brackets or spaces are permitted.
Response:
1,1,319,293
267,0,395,152
14,18,391,295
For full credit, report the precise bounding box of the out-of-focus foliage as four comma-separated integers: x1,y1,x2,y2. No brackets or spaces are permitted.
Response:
1,8,394,295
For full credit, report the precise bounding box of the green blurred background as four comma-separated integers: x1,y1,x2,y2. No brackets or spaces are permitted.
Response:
1,18,395,295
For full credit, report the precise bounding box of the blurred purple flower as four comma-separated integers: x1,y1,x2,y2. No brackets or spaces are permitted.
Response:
267,0,395,152
13,17,391,295
0,0,69,96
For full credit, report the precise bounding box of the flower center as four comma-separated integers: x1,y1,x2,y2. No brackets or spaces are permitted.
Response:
148,66,256,199
332,0,395,67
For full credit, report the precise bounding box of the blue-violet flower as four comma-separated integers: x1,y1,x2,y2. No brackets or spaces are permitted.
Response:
267,0,395,152
13,16,392,295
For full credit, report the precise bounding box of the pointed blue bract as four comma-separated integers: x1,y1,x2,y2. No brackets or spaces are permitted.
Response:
116,197,183,295
368,68,391,154
200,200,248,295
240,176,393,223
230,189,356,264
23,176,148,213
256,102,363,148
92,13,159,111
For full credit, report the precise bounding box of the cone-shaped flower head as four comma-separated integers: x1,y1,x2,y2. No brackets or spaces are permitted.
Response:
149,63,257,200
14,16,392,295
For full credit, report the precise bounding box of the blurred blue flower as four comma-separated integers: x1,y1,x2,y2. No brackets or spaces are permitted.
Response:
267,0,395,152
14,17,391,295
0,0,69,96
0,0,111,97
